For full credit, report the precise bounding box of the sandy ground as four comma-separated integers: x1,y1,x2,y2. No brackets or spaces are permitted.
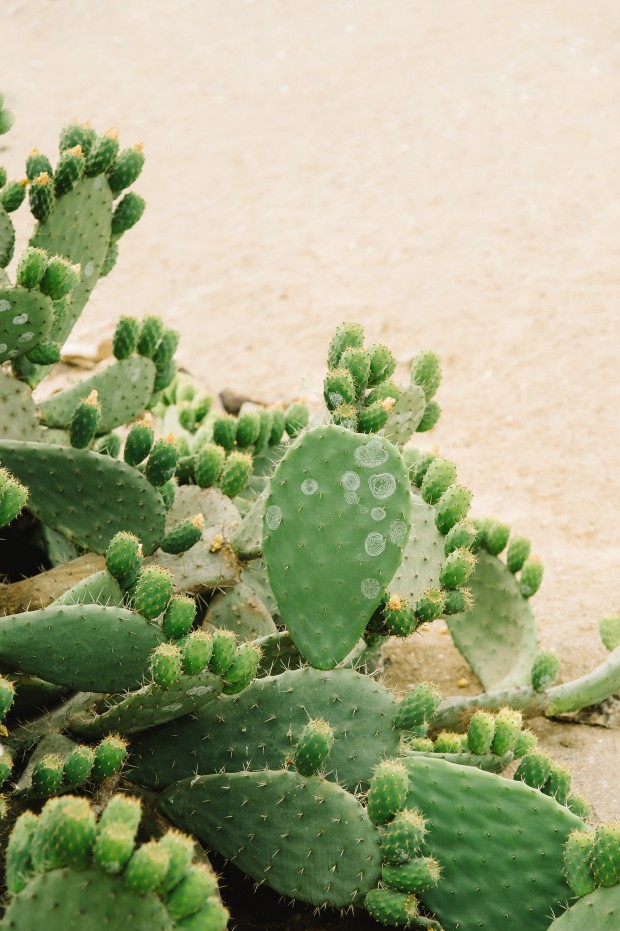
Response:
2,0,619,824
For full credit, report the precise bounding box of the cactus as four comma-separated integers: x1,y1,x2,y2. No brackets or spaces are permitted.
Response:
1,794,228,930
263,426,411,668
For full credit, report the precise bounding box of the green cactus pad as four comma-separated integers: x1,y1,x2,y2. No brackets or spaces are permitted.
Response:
546,885,620,930
29,176,113,348
160,769,381,907
39,357,156,433
445,550,539,690
404,756,581,931
129,666,400,791
0,285,54,363
390,493,449,606
263,426,411,668
0,440,166,554
0,603,163,691
0,867,173,931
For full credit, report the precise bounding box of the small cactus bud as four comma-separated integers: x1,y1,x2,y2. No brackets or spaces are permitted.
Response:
367,760,410,825
113,315,140,360
222,642,262,694
367,343,397,387
435,484,472,534
324,368,356,410
394,682,441,730
151,643,183,689
383,595,417,637
365,888,420,927
439,548,476,589
123,840,170,894
382,855,441,894
219,451,252,498
411,350,441,400
491,708,523,756
162,594,197,640
506,534,531,573
195,443,226,488
69,390,101,449
416,399,441,432
105,531,142,589
63,745,95,786
161,514,204,555
208,629,237,676
106,144,145,196
181,631,213,676
32,753,63,796
92,735,128,780
467,711,496,755
145,435,179,486
519,558,544,598
284,401,309,437
563,830,596,897
292,719,335,776
111,191,145,237
29,171,55,221
381,808,427,864
16,246,48,289
514,750,554,789
531,651,560,692
420,458,457,505
39,255,80,300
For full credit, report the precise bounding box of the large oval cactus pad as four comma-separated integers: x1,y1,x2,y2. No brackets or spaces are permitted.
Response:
0,286,53,363
446,550,539,690
404,756,581,931
0,440,165,554
263,426,411,668
160,770,381,907
129,666,400,791
0,604,164,691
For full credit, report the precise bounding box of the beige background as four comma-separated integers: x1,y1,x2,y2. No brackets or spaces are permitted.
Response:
2,1,619,817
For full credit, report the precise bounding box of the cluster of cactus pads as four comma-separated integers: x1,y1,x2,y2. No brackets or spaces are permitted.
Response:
0,99,616,931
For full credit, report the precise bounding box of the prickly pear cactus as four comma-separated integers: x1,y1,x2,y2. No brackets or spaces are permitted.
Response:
0,794,228,931
263,425,411,668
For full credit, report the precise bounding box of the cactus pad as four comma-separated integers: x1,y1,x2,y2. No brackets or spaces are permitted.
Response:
0,441,166,554
263,426,411,668
160,769,382,907
446,550,539,690
403,756,581,930
546,885,620,930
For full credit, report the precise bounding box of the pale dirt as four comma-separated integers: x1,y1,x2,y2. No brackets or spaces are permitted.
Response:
1,0,619,826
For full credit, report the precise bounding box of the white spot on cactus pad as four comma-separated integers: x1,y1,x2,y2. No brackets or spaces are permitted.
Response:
361,578,381,599
389,520,408,545
162,702,183,713
186,685,211,697
7,350,18,359
265,504,283,530
368,472,396,500
328,391,344,407
344,490,359,505
0,300,10,313
301,478,318,495
12,314,28,325
354,439,389,468
84,261,95,277
0,344,7,354
365,532,386,557
341,471,361,492
18,332,34,343
371,507,386,521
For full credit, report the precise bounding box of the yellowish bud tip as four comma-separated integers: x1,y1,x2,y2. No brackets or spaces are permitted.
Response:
82,120,93,129
190,514,205,530
166,433,176,445
106,127,119,140
84,390,99,406
137,413,153,427
381,397,395,413
29,148,40,156
66,145,83,157
210,533,224,553
18,178,28,188
387,594,405,611
34,172,50,186
134,142,144,152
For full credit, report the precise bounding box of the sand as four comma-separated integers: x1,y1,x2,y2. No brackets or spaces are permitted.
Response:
2,0,619,821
